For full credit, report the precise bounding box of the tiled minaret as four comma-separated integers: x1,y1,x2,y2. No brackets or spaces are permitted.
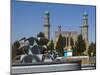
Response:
44,11,50,40
83,12,89,55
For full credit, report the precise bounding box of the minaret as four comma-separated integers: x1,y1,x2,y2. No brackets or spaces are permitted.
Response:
44,11,50,40
83,12,88,55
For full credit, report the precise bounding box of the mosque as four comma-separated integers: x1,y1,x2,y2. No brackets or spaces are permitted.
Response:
43,11,89,56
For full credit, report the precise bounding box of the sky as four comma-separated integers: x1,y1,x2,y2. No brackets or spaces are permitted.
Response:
12,0,96,43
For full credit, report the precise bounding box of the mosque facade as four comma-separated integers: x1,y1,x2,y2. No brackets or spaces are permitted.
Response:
43,11,89,55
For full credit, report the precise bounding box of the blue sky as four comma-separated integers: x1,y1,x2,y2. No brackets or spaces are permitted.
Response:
12,0,96,43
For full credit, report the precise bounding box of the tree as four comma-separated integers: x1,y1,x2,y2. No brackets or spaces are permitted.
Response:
26,37,38,46
47,40,54,51
12,41,20,60
70,37,74,47
37,32,49,46
72,42,77,56
37,32,45,38
88,42,96,56
55,34,65,56
38,38,49,46
73,34,86,56
62,37,66,48
17,46,29,55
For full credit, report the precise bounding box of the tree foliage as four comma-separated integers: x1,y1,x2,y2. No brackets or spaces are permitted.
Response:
73,34,86,56
12,41,20,59
70,37,74,47
38,38,49,46
26,37,37,45
47,40,54,51
88,42,96,56
37,32,49,46
37,32,45,38
62,37,66,48
55,34,65,56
